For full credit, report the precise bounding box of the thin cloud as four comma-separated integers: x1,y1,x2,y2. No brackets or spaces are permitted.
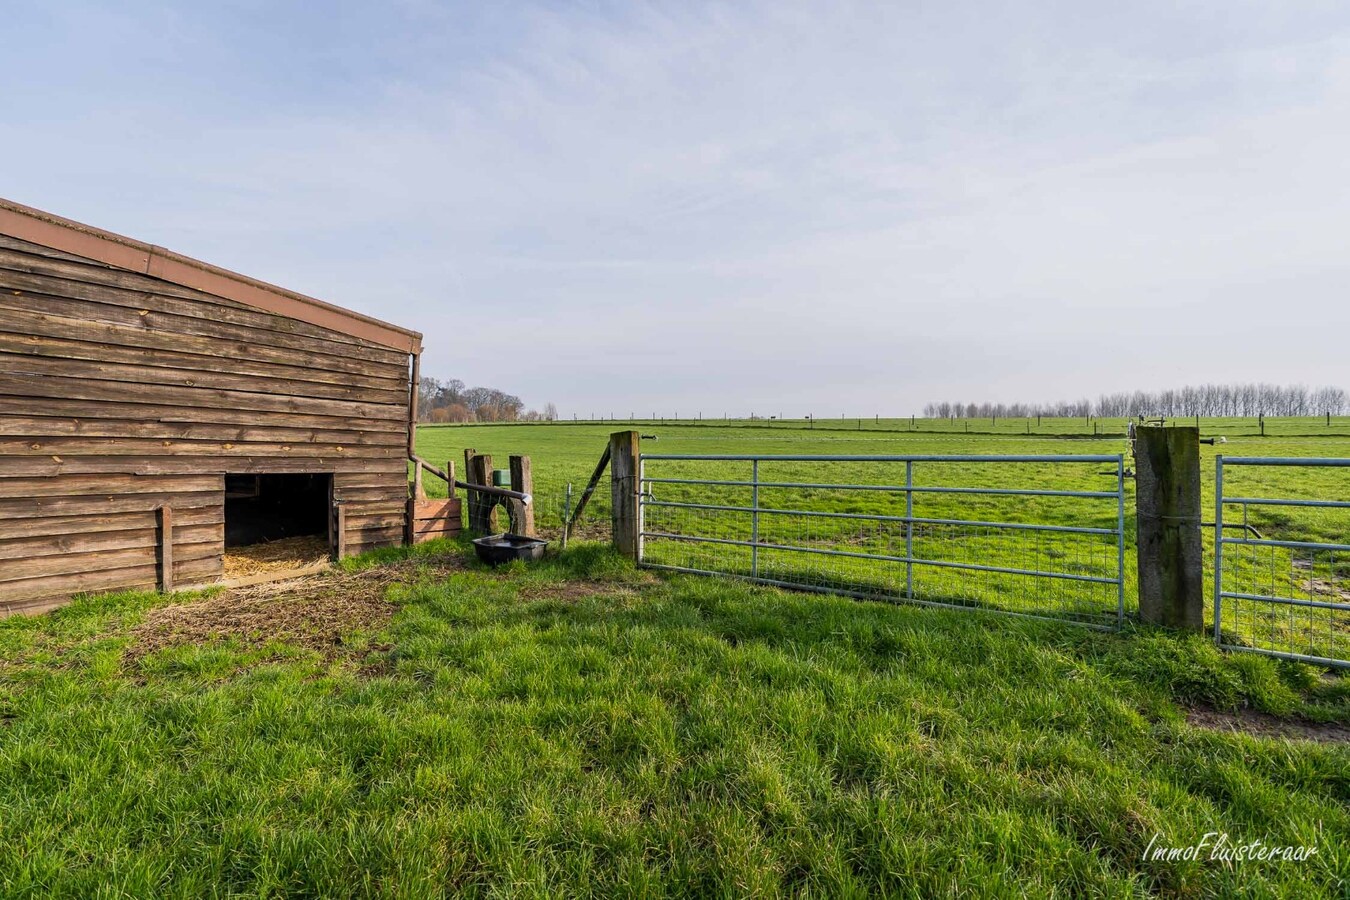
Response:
2,1,1348,413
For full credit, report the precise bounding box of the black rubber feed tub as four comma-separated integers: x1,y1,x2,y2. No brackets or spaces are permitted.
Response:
472,533,549,565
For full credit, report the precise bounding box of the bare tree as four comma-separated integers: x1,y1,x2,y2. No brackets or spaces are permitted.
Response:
926,383,1348,419
417,376,527,423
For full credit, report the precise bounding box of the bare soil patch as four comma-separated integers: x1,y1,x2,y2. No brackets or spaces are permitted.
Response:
541,522,611,543
1186,706,1350,745
223,535,331,580
519,581,641,602
126,554,469,666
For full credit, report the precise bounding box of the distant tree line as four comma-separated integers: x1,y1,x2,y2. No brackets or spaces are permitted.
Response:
417,377,558,423
924,383,1349,420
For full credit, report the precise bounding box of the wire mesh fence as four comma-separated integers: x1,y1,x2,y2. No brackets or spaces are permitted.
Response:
638,454,1127,629
550,470,613,545
1215,458,1350,667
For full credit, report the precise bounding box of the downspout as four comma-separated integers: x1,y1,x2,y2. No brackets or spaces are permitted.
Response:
404,349,530,505
407,349,421,458
405,349,421,547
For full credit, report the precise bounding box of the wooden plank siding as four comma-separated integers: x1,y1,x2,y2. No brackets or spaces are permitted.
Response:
410,497,464,544
0,232,416,611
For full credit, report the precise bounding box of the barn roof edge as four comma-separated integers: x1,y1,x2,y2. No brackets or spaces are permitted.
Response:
0,197,423,355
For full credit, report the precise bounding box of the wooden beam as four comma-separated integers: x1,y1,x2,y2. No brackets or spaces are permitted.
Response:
336,504,348,559
466,453,499,535
509,455,535,537
406,457,423,546
157,504,174,592
1135,426,1203,630
609,431,641,559
218,562,331,590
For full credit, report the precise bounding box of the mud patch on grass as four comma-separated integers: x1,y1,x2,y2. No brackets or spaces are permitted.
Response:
126,568,404,667
518,580,642,603
1186,706,1350,745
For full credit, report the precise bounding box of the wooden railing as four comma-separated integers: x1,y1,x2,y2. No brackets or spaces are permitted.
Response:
408,453,534,541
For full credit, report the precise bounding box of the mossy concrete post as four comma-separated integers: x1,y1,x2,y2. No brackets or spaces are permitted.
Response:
610,431,641,560
1135,426,1204,630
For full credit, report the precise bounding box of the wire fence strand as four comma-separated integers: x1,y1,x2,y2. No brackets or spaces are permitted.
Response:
638,455,1127,629
1215,458,1350,667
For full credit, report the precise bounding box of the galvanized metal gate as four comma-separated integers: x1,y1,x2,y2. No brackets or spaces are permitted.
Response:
637,454,1127,629
1214,457,1350,668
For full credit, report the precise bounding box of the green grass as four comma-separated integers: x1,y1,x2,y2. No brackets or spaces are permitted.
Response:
1,542,1346,897
448,415,1350,438
414,420,1350,536
415,422,1350,655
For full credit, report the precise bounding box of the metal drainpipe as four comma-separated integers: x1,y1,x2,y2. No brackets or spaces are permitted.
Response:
407,350,421,458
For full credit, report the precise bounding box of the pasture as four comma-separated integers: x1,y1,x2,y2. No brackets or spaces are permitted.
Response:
0,544,1346,897
417,420,1350,655
412,418,1350,535
0,419,1345,896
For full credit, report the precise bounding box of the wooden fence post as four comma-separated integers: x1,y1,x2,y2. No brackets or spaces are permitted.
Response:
157,505,173,592
407,460,424,545
1135,425,1204,630
509,455,535,537
336,503,349,559
610,430,641,559
466,453,498,534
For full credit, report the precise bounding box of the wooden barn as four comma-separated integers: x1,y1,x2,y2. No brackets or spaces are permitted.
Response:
0,198,445,615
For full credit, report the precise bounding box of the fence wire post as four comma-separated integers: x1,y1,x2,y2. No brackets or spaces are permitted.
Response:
751,459,760,578
905,461,914,600
609,431,641,560
562,482,572,551
1134,426,1204,630
1117,454,1126,629
1213,456,1224,643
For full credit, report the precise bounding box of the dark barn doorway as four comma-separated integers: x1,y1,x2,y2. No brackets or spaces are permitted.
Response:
225,473,332,549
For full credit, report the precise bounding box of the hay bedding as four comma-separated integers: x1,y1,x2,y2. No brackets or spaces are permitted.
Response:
222,535,332,580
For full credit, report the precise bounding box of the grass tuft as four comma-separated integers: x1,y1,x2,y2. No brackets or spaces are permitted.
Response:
0,545,1345,897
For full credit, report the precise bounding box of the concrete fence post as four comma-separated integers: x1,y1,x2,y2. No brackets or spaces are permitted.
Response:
610,430,641,559
1134,425,1204,630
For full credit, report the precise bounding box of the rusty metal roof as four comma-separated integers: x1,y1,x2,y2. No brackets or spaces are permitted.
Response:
0,197,422,354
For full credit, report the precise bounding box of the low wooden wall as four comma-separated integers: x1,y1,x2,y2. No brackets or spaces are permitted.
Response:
409,498,464,544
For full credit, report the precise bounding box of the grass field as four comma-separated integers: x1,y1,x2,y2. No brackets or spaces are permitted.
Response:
1,543,1347,897
0,420,1345,896
504,415,1350,439
416,421,1350,657
413,418,1350,534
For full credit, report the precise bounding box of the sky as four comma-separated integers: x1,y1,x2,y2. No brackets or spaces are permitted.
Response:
3,1,1349,417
